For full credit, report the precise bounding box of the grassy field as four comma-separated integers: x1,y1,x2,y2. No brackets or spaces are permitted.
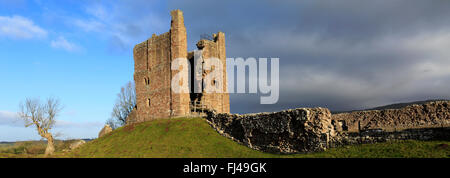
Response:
1,117,449,158
0,140,79,158
69,117,449,158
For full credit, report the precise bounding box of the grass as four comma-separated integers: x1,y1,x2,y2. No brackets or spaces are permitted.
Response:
0,140,79,158
2,117,449,158
67,117,450,158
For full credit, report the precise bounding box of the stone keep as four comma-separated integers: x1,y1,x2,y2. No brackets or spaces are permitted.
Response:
129,10,230,124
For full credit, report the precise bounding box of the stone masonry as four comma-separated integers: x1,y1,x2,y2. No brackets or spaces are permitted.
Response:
128,10,230,124
206,108,338,153
331,101,450,132
206,101,450,154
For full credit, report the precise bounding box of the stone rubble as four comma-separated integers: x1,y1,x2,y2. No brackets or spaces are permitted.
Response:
98,124,113,138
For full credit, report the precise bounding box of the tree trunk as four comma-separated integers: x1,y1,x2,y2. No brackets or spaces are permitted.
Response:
44,135,55,156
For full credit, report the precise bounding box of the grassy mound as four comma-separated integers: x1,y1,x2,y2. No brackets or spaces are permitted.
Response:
70,117,273,158
69,117,450,158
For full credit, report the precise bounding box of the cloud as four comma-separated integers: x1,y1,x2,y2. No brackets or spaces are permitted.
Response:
55,120,103,129
0,110,101,128
85,4,108,21
166,0,450,113
69,0,168,52
73,19,105,32
0,15,47,39
50,36,82,52
0,111,24,127
0,111,103,141
51,0,450,113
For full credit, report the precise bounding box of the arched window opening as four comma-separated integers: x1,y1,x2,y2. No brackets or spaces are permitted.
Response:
144,77,150,86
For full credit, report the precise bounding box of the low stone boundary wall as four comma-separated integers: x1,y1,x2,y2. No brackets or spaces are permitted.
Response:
205,101,450,154
205,108,338,153
332,101,450,132
340,127,450,145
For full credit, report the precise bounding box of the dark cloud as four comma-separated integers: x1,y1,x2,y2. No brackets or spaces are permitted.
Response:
81,0,450,113
167,0,450,113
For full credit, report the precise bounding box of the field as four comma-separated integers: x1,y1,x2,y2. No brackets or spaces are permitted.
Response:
0,140,80,158
1,117,449,158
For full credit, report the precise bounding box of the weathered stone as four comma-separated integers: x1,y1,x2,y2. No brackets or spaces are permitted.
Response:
205,108,336,153
332,101,450,132
69,140,86,150
127,9,230,124
98,125,113,138
205,101,450,154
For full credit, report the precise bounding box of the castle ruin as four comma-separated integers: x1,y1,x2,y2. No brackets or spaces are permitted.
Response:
127,10,230,124
123,10,450,154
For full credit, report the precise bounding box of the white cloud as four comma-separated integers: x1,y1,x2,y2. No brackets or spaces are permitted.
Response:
0,15,47,39
0,110,101,128
73,19,105,32
0,111,24,127
55,120,103,128
68,2,167,52
85,4,108,21
50,36,81,52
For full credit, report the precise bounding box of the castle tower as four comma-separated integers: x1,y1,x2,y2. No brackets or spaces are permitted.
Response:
217,32,230,113
195,32,230,113
128,10,229,124
170,10,190,117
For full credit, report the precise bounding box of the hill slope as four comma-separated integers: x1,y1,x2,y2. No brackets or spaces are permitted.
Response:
69,117,450,158
369,99,450,110
71,117,276,158
333,99,450,113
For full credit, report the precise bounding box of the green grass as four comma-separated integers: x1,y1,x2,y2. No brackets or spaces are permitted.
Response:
0,140,79,158
67,117,450,158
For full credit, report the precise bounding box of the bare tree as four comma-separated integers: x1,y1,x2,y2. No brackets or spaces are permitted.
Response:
18,97,62,156
106,117,119,130
109,81,136,128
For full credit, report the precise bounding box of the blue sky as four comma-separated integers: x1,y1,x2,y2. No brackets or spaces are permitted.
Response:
2,0,450,141
0,0,172,141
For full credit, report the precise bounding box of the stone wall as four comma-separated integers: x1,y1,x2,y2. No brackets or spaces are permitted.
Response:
170,10,191,117
132,10,189,123
340,127,450,145
138,32,173,122
205,108,337,153
196,32,230,113
125,107,137,125
205,101,450,154
332,101,450,132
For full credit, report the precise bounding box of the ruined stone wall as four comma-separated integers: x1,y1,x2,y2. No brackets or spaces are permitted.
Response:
205,101,450,154
131,10,191,123
147,32,172,120
197,32,230,113
217,32,230,113
340,127,450,145
332,101,450,132
133,39,150,123
125,108,137,125
170,10,190,117
133,32,173,122
205,108,337,153
129,9,230,124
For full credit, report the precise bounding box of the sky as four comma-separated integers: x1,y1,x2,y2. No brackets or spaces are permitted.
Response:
1,0,450,141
